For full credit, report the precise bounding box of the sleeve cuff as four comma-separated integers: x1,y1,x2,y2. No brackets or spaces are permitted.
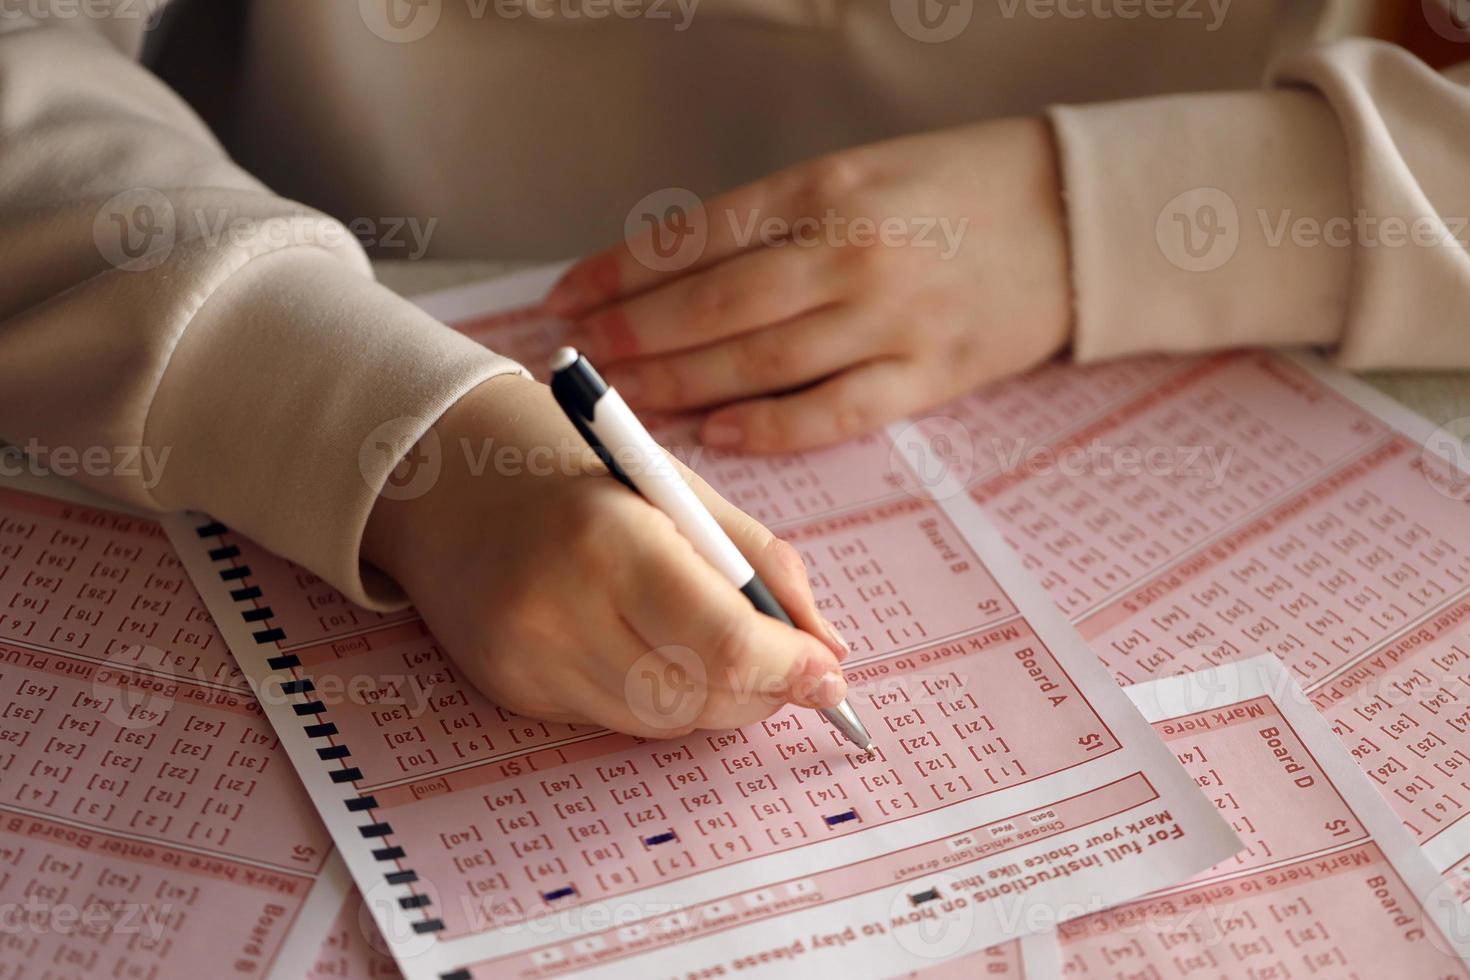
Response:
144,247,529,610
1047,88,1353,363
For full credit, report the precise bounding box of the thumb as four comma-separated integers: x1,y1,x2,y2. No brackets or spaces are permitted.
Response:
680,462,849,661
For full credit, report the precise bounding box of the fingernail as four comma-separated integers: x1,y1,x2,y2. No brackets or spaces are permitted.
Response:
821,619,849,659
816,670,848,708
703,420,742,448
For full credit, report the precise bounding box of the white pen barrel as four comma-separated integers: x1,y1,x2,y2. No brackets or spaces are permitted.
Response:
587,390,756,587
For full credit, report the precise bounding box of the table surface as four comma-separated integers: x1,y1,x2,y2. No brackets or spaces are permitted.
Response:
375,259,1470,429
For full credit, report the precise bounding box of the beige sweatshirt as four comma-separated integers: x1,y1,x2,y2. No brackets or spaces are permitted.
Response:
1,0,1467,609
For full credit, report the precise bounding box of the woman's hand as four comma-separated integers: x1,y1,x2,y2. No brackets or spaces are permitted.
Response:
546,117,1073,454
362,375,848,738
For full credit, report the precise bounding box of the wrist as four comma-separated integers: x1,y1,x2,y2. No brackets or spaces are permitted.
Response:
361,372,543,588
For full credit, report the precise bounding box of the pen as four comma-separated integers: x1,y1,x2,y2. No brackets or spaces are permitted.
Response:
549,346,874,753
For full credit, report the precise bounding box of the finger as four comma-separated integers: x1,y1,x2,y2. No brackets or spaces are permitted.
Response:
613,512,845,728
682,466,848,660
545,165,821,315
703,358,927,454
602,305,883,413
565,245,837,364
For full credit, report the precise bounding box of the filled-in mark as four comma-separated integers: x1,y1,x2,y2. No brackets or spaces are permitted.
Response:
909,888,941,906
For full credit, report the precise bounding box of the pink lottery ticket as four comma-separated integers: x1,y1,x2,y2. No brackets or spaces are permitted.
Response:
162,265,1237,980
1053,655,1470,976
912,341,1470,896
0,472,368,979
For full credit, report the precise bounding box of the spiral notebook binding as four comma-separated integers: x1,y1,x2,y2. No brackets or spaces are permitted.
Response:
193,519,451,946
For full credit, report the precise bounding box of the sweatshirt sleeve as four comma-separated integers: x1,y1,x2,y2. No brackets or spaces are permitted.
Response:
0,12,528,609
1047,38,1470,370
